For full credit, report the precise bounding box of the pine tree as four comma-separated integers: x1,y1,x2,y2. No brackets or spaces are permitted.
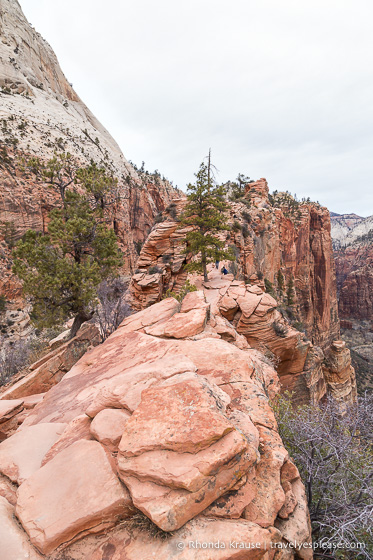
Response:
13,191,122,337
230,173,251,201
277,269,285,292
286,276,295,306
76,163,118,210
179,158,234,281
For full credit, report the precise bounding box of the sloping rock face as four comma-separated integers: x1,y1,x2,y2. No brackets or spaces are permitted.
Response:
0,294,312,559
0,0,179,301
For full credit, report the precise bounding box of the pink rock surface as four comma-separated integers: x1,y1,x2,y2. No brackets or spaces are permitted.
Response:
244,427,288,528
85,516,273,560
16,440,134,555
0,473,17,506
163,308,208,338
118,429,252,493
118,297,180,334
90,408,131,451
0,496,43,560
42,415,93,466
86,354,197,417
204,468,257,519
0,399,24,423
122,445,252,532
118,375,233,456
275,479,313,560
0,422,66,484
180,290,208,313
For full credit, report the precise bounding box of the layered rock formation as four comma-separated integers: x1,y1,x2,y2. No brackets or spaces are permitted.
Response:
129,182,357,404
131,180,339,350
331,213,373,321
0,0,179,301
0,289,313,559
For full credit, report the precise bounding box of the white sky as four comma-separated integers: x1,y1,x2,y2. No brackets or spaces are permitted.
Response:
20,0,373,216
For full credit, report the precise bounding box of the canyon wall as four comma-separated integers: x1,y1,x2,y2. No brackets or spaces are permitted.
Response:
331,214,373,321
130,180,356,405
0,0,178,300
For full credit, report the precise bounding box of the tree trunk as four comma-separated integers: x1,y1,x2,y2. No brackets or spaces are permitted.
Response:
202,251,208,282
70,311,92,339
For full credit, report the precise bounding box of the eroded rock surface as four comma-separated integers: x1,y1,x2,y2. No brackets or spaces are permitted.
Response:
0,294,314,558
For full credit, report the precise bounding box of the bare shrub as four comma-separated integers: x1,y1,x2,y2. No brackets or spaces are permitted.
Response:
0,336,48,386
148,265,162,274
275,393,373,559
272,320,288,338
96,277,131,341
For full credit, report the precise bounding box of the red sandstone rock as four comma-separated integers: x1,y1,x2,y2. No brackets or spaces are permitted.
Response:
322,340,357,406
0,399,24,422
162,308,208,338
16,440,134,555
83,516,274,560
0,422,66,484
244,427,288,528
86,354,197,417
41,415,93,465
118,375,232,456
0,496,43,560
0,473,17,506
5,294,313,555
180,290,209,313
275,479,313,560
90,408,131,451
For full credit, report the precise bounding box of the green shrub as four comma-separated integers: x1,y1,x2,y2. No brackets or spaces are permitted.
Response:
148,265,162,275
163,279,197,302
231,220,242,232
264,278,275,296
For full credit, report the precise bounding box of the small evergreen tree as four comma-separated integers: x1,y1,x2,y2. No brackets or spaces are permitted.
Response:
179,158,234,281
229,173,251,201
13,191,122,337
277,269,285,292
76,163,118,210
286,276,295,306
22,151,77,202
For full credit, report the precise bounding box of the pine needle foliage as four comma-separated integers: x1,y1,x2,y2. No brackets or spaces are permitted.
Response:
179,159,234,281
13,191,122,337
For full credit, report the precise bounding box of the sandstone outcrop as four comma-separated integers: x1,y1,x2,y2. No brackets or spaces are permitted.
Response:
0,292,312,559
322,340,357,405
129,178,362,404
130,179,340,351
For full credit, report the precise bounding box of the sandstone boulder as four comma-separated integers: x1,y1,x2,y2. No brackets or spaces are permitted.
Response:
85,516,274,560
16,440,134,555
90,408,131,451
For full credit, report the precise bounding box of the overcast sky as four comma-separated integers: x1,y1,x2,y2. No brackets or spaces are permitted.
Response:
20,0,373,216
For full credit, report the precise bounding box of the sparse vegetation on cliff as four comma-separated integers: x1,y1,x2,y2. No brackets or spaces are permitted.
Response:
163,279,197,302
275,392,373,559
13,189,122,338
